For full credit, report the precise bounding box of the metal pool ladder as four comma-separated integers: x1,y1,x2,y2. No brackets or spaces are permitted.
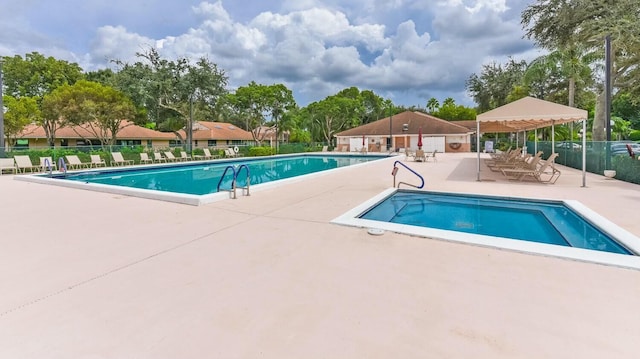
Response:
217,164,251,199
392,160,424,189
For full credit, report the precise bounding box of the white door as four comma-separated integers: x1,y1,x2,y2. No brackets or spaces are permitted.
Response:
422,136,445,153
349,137,366,152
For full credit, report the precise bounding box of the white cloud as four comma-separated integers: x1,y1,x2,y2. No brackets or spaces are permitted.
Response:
1,0,536,107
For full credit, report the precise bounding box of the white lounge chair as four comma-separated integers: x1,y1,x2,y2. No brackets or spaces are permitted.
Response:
14,155,41,173
164,151,178,162
139,153,153,164
111,152,134,166
153,152,166,163
0,158,17,175
90,155,106,168
180,151,192,161
65,155,91,169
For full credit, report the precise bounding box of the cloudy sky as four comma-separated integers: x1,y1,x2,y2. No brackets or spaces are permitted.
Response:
0,0,543,107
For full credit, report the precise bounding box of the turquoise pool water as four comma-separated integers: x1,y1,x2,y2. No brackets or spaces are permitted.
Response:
359,190,632,255
60,154,386,195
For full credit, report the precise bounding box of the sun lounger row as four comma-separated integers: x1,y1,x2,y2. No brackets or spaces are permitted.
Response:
497,152,562,183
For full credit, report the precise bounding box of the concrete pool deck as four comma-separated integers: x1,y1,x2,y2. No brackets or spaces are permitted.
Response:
1,152,639,358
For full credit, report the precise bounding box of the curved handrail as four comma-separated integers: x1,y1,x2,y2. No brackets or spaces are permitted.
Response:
57,157,68,175
217,165,237,192
234,164,251,196
43,158,53,175
392,160,425,189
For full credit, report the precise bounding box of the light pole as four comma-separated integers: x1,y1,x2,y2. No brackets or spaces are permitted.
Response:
0,59,5,157
187,94,193,154
388,107,393,152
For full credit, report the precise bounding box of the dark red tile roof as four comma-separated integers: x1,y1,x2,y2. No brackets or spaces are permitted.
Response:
178,121,254,141
335,111,472,137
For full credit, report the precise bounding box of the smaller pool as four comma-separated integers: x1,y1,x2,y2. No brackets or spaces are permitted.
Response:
333,189,640,269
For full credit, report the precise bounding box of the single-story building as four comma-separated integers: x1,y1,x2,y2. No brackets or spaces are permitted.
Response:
335,111,474,153
177,121,254,149
14,121,177,149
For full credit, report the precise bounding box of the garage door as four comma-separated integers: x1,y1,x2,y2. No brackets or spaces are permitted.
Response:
422,136,445,153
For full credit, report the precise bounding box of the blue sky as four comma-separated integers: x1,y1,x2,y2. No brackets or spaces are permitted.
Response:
0,0,543,108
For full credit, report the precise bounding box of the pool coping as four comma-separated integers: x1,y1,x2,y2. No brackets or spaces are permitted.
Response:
14,153,395,206
331,188,640,270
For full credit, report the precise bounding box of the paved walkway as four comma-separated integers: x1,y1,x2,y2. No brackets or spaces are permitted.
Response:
1,153,639,358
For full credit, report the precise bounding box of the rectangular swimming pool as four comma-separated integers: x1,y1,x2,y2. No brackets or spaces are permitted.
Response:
19,154,389,205
333,189,640,269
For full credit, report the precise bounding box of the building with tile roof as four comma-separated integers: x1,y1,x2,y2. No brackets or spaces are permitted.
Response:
335,111,473,153
14,121,176,149
177,121,255,149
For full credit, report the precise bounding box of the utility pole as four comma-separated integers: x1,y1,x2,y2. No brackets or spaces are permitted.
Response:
0,59,5,157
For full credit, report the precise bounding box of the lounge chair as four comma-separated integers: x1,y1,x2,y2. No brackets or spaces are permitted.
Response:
321,145,328,152
153,152,166,163
111,152,134,166
501,153,561,183
139,153,153,164
0,158,17,175
14,155,41,173
194,148,217,160
163,151,178,162
90,155,106,168
425,150,438,162
413,149,426,162
39,157,57,172
65,155,91,169
491,151,543,172
180,151,192,161
224,148,238,158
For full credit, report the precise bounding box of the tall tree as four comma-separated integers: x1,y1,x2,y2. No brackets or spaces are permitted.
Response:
307,94,363,145
225,82,295,145
120,48,228,144
466,58,528,112
41,80,136,149
2,95,40,145
1,52,84,146
522,0,640,140
426,98,440,113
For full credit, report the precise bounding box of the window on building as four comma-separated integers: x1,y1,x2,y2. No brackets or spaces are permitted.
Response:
14,139,29,150
208,140,217,147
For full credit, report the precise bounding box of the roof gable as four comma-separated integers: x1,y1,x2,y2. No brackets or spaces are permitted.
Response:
335,111,472,137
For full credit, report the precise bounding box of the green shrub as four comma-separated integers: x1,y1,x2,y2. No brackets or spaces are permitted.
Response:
629,130,640,141
249,147,275,156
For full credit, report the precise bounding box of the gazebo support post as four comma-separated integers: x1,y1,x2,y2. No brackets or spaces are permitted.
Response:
476,121,481,181
582,118,587,187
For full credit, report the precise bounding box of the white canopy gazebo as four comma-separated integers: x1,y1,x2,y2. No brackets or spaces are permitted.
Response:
475,96,589,185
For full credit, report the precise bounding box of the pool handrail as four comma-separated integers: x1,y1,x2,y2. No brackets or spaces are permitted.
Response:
217,165,237,196
234,164,250,197
392,160,425,189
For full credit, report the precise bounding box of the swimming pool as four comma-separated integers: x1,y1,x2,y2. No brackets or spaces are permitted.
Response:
333,189,640,268
19,154,388,205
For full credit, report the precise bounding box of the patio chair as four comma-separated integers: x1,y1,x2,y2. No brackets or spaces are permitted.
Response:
224,148,238,157
65,155,91,169
501,153,561,183
413,149,426,162
205,148,220,159
139,153,153,164
0,158,17,175
180,151,192,161
111,152,134,166
163,151,178,162
321,145,328,152
425,150,438,162
90,155,106,168
153,152,166,163
14,155,41,173
39,157,57,172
